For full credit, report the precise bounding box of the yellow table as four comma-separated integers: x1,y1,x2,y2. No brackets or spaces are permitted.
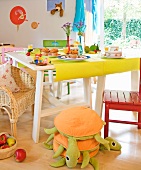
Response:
49,56,140,116
49,57,139,81
25,53,140,117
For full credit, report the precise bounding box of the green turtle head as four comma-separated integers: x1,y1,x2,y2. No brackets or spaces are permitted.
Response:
105,137,122,151
65,137,80,168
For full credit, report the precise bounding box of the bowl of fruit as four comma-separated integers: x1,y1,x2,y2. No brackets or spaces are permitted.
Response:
0,132,17,159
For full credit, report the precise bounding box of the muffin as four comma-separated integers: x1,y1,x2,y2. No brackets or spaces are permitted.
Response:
50,48,59,56
41,48,50,56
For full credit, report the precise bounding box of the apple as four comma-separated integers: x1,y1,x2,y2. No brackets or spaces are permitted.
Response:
94,50,98,53
26,52,30,56
7,137,16,147
0,134,7,146
1,144,10,149
14,149,26,162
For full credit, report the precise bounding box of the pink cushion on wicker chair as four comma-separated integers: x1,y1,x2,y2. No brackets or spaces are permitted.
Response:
0,63,20,92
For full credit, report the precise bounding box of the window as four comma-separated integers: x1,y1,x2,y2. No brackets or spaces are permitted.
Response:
104,0,141,50
84,0,141,55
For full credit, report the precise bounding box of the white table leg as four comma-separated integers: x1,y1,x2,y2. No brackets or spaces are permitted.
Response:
83,78,92,108
131,70,139,91
57,81,63,99
32,70,44,143
48,70,55,97
95,75,106,117
12,59,17,67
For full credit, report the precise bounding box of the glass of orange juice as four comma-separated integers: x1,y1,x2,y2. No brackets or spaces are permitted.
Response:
104,47,109,51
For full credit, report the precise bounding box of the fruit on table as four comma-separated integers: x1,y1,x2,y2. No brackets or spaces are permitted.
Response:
89,51,96,54
0,134,7,146
96,44,100,51
84,46,90,53
14,149,26,162
26,52,30,56
28,49,33,52
90,44,97,51
89,44,100,53
7,137,16,147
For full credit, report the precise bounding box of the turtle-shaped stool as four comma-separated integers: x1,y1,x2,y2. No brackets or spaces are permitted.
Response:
52,132,100,168
44,106,121,170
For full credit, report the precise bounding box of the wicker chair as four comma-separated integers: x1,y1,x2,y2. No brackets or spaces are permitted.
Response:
0,66,35,137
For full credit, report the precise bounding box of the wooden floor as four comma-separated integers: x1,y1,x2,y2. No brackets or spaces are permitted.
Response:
0,73,141,170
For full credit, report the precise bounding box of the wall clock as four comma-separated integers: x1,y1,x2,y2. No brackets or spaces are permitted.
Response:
10,6,27,31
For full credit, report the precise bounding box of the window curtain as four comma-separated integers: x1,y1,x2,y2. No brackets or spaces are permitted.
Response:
73,0,98,32
92,0,98,33
84,0,99,45
73,0,85,32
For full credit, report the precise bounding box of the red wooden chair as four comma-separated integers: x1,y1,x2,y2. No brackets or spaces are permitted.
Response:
103,58,141,138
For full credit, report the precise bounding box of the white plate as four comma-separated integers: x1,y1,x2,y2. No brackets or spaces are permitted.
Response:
58,55,90,61
47,53,61,58
102,56,125,59
48,55,58,58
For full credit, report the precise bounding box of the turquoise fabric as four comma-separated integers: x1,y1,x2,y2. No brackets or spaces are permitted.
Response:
73,0,98,32
73,0,85,32
84,0,98,32
92,0,98,32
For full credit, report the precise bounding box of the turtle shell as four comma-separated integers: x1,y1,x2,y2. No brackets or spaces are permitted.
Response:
54,106,103,138
54,132,99,151
53,137,99,163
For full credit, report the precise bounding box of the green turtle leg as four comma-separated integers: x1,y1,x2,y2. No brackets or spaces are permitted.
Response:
90,157,99,170
43,142,53,150
99,144,105,151
44,127,58,134
46,133,54,143
50,157,66,168
66,137,80,168
81,151,90,168
94,134,110,151
53,145,64,158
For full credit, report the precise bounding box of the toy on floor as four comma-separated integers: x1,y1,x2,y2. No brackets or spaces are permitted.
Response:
43,106,121,170
99,137,121,151
50,2,64,17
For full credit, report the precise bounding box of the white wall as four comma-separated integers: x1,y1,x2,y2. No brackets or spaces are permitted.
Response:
0,0,76,47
